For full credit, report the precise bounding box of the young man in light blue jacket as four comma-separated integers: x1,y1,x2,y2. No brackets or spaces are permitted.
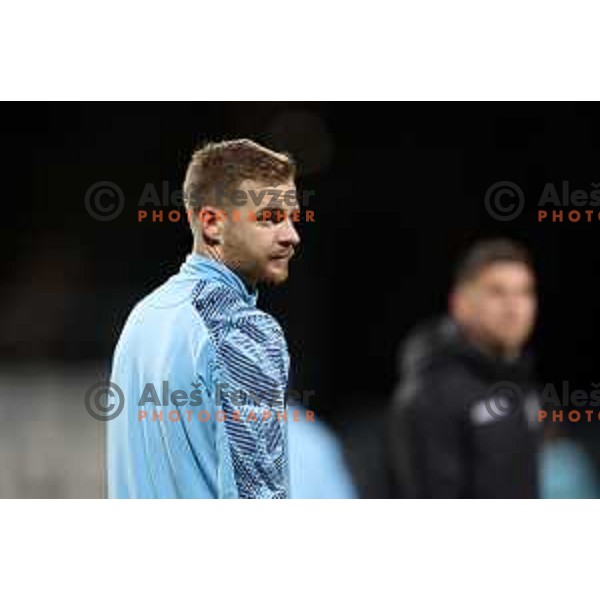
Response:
107,139,301,498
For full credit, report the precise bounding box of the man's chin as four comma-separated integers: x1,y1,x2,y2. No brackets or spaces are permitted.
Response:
261,264,289,285
496,332,530,355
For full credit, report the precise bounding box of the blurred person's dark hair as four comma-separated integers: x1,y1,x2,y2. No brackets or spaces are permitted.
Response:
453,238,534,288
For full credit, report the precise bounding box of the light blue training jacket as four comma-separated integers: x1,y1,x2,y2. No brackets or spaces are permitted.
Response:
107,253,290,498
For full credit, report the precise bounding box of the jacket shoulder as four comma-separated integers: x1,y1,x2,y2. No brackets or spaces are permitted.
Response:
395,358,474,418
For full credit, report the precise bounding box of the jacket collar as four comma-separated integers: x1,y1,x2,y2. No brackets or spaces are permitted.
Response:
180,253,258,306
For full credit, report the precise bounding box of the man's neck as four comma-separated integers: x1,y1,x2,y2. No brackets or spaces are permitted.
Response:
194,242,220,264
193,244,257,295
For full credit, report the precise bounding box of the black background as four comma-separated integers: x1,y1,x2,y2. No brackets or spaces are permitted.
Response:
2,102,599,495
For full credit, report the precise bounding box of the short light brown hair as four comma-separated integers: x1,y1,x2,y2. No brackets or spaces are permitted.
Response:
183,139,296,221
453,238,534,287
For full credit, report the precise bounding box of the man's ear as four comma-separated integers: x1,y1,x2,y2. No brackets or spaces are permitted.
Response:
453,281,479,327
198,206,227,245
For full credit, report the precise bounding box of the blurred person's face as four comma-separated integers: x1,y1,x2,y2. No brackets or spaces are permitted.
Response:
200,178,301,287
451,261,537,357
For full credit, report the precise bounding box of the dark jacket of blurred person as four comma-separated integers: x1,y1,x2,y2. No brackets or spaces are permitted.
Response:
389,239,542,499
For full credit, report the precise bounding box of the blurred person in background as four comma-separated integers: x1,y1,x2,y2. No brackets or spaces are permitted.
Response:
540,423,599,499
389,239,541,498
287,405,357,498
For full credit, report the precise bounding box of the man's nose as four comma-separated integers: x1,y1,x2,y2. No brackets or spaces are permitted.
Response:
279,217,301,247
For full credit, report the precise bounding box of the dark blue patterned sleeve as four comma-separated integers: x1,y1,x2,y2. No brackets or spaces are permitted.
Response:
215,312,290,498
